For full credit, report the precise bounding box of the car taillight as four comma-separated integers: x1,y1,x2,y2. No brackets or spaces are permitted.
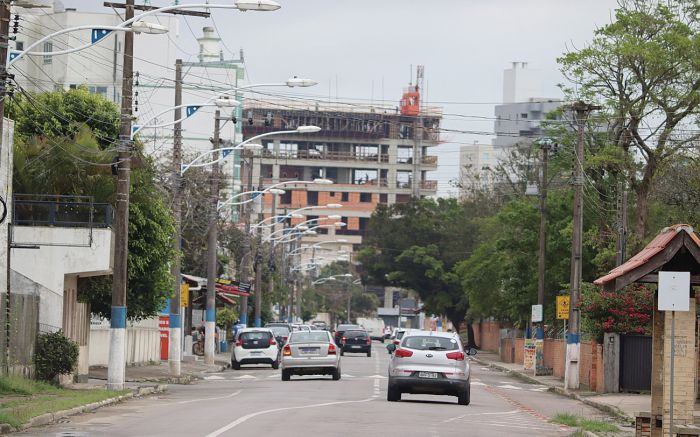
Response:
393,340,400,345
328,343,336,355
394,348,413,358
269,338,276,346
283,345,292,356
342,336,347,344
235,340,242,347
446,351,465,361
366,337,371,345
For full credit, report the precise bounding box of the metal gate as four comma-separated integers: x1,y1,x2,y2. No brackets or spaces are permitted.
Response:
619,334,652,392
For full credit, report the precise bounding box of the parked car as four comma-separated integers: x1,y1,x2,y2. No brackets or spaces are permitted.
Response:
231,328,280,370
340,329,372,357
334,324,360,346
386,331,476,405
280,330,341,381
384,326,393,339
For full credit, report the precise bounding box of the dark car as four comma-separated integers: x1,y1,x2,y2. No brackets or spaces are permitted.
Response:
265,323,292,347
340,329,372,357
334,324,360,347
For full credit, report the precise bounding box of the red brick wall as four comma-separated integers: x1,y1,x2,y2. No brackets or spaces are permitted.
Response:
544,339,566,378
515,338,524,364
473,321,500,353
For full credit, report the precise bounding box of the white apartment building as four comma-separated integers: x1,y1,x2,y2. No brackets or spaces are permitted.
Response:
458,143,497,197
12,3,245,213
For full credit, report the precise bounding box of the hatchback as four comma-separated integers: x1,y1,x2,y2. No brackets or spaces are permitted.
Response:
280,330,341,381
340,329,372,357
231,328,280,370
387,331,476,405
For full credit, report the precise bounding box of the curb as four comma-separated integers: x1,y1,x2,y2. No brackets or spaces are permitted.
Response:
88,363,226,384
0,384,167,434
474,358,634,425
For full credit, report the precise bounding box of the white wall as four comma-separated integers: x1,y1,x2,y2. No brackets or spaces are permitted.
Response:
11,227,112,329
89,317,160,366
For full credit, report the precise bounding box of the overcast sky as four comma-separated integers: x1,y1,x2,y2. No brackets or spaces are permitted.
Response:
61,0,619,196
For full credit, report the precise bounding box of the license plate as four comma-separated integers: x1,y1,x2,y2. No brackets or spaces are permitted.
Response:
250,351,262,355
300,347,319,354
351,345,361,349
418,372,438,379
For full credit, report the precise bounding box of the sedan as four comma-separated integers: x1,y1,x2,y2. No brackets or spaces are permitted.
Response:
281,330,341,381
387,331,476,405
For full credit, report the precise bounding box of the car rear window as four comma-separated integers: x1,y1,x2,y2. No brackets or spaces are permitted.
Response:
290,332,330,344
336,324,359,331
344,330,367,339
396,331,406,340
240,332,272,341
402,336,459,351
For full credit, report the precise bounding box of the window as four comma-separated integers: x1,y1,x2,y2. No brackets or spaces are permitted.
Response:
15,41,23,51
329,192,336,197
88,86,108,97
341,192,349,202
520,113,528,119
43,41,52,64
69,84,77,89
280,190,292,205
360,193,372,203
379,194,388,204
307,191,318,206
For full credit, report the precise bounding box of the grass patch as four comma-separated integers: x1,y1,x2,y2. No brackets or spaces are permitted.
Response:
552,413,619,433
0,377,128,428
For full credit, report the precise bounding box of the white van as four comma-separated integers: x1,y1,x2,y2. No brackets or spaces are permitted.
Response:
357,318,386,343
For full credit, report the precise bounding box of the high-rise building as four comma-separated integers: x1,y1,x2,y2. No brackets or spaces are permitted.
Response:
241,88,441,266
458,143,497,198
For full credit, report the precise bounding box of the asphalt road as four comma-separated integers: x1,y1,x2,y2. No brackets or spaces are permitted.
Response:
17,343,614,437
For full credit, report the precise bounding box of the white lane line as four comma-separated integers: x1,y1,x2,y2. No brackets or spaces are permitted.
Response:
267,374,281,378
233,375,257,380
442,409,520,423
204,397,375,437
168,390,242,406
496,384,522,390
204,375,225,380
368,375,386,379
341,374,355,378
471,381,487,386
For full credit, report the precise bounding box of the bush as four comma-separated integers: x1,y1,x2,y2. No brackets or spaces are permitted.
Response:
581,283,654,342
34,331,79,383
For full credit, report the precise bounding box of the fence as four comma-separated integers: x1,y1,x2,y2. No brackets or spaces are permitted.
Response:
89,317,159,366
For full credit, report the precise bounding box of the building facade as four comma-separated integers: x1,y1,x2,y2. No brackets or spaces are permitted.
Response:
458,143,497,197
241,95,441,265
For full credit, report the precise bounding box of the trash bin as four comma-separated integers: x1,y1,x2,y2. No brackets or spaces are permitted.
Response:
220,340,228,353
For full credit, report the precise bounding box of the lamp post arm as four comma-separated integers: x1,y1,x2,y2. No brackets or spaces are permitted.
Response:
181,129,298,174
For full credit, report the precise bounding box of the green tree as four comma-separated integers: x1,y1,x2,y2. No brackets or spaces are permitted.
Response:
559,0,700,241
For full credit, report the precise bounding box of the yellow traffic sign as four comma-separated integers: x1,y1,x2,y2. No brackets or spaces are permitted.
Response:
556,295,570,320
181,283,189,308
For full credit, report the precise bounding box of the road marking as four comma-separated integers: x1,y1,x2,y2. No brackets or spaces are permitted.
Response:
442,410,520,423
496,384,522,390
167,390,242,406
368,374,386,379
341,374,355,378
204,397,375,436
204,375,225,380
233,375,257,380
471,381,487,386
267,374,281,378
372,378,381,398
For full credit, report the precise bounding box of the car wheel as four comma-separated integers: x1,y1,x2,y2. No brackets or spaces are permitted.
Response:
231,358,241,370
272,359,279,370
387,386,401,402
367,350,372,357
340,350,344,356
281,369,291,381
332,367,341,381
458,384,471,406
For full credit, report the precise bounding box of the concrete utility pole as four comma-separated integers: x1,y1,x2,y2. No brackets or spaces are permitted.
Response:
267,195,277,321
0,1,11,157
239,150,254,325
615,180,628,266
168,59,183,377
254,172,264,327
205,110,221,365
564,101,600,390
108,0,135,391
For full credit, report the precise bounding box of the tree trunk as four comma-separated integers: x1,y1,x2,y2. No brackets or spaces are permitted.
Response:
465,323,478,349
633,158,657,241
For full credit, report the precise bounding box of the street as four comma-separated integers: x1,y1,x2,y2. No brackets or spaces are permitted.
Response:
17,343,613,437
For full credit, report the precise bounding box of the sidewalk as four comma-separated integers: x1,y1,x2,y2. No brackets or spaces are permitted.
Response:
473,351,648,425
87,353,230,385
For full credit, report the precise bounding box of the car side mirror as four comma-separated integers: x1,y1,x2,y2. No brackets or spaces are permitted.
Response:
386,343,396,353
467,347,477,356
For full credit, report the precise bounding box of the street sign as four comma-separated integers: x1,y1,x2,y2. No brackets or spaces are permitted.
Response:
556,296,570,320
659,271,690,311
531,304,543,323
180,283,189,308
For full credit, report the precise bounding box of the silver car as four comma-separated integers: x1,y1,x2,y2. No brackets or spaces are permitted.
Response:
387,331,476,405
281,330,341,381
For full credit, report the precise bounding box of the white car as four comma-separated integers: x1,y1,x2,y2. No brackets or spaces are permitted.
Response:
231,328,280,370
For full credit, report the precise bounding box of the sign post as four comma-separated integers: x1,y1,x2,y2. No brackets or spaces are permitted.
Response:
658,271,690,437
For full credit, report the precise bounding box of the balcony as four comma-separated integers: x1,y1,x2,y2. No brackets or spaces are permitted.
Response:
420,180,438,191
13,195,113,228
261,149,388,164
421,155,438,166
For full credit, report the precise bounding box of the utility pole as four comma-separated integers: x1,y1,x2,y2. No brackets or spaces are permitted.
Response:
205,110,221,365
564,101,600,390
168,59,183,377
0,1,11,157
615,180,628,266
534,139,551,375
267,195,277,321
107,0,135,391
239,150,254,325
254,172,264,327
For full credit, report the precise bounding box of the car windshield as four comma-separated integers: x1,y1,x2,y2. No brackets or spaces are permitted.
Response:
402,335,459,351
290,331,330,344
344,330,367,339
268,327,290,336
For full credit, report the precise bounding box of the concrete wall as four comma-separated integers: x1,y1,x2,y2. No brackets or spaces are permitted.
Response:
89,317,159,366
11,226,112,330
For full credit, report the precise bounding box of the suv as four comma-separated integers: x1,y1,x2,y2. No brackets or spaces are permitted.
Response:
387,331,476,405
340,329,372,357
334,324,360,346
231,328,280,370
